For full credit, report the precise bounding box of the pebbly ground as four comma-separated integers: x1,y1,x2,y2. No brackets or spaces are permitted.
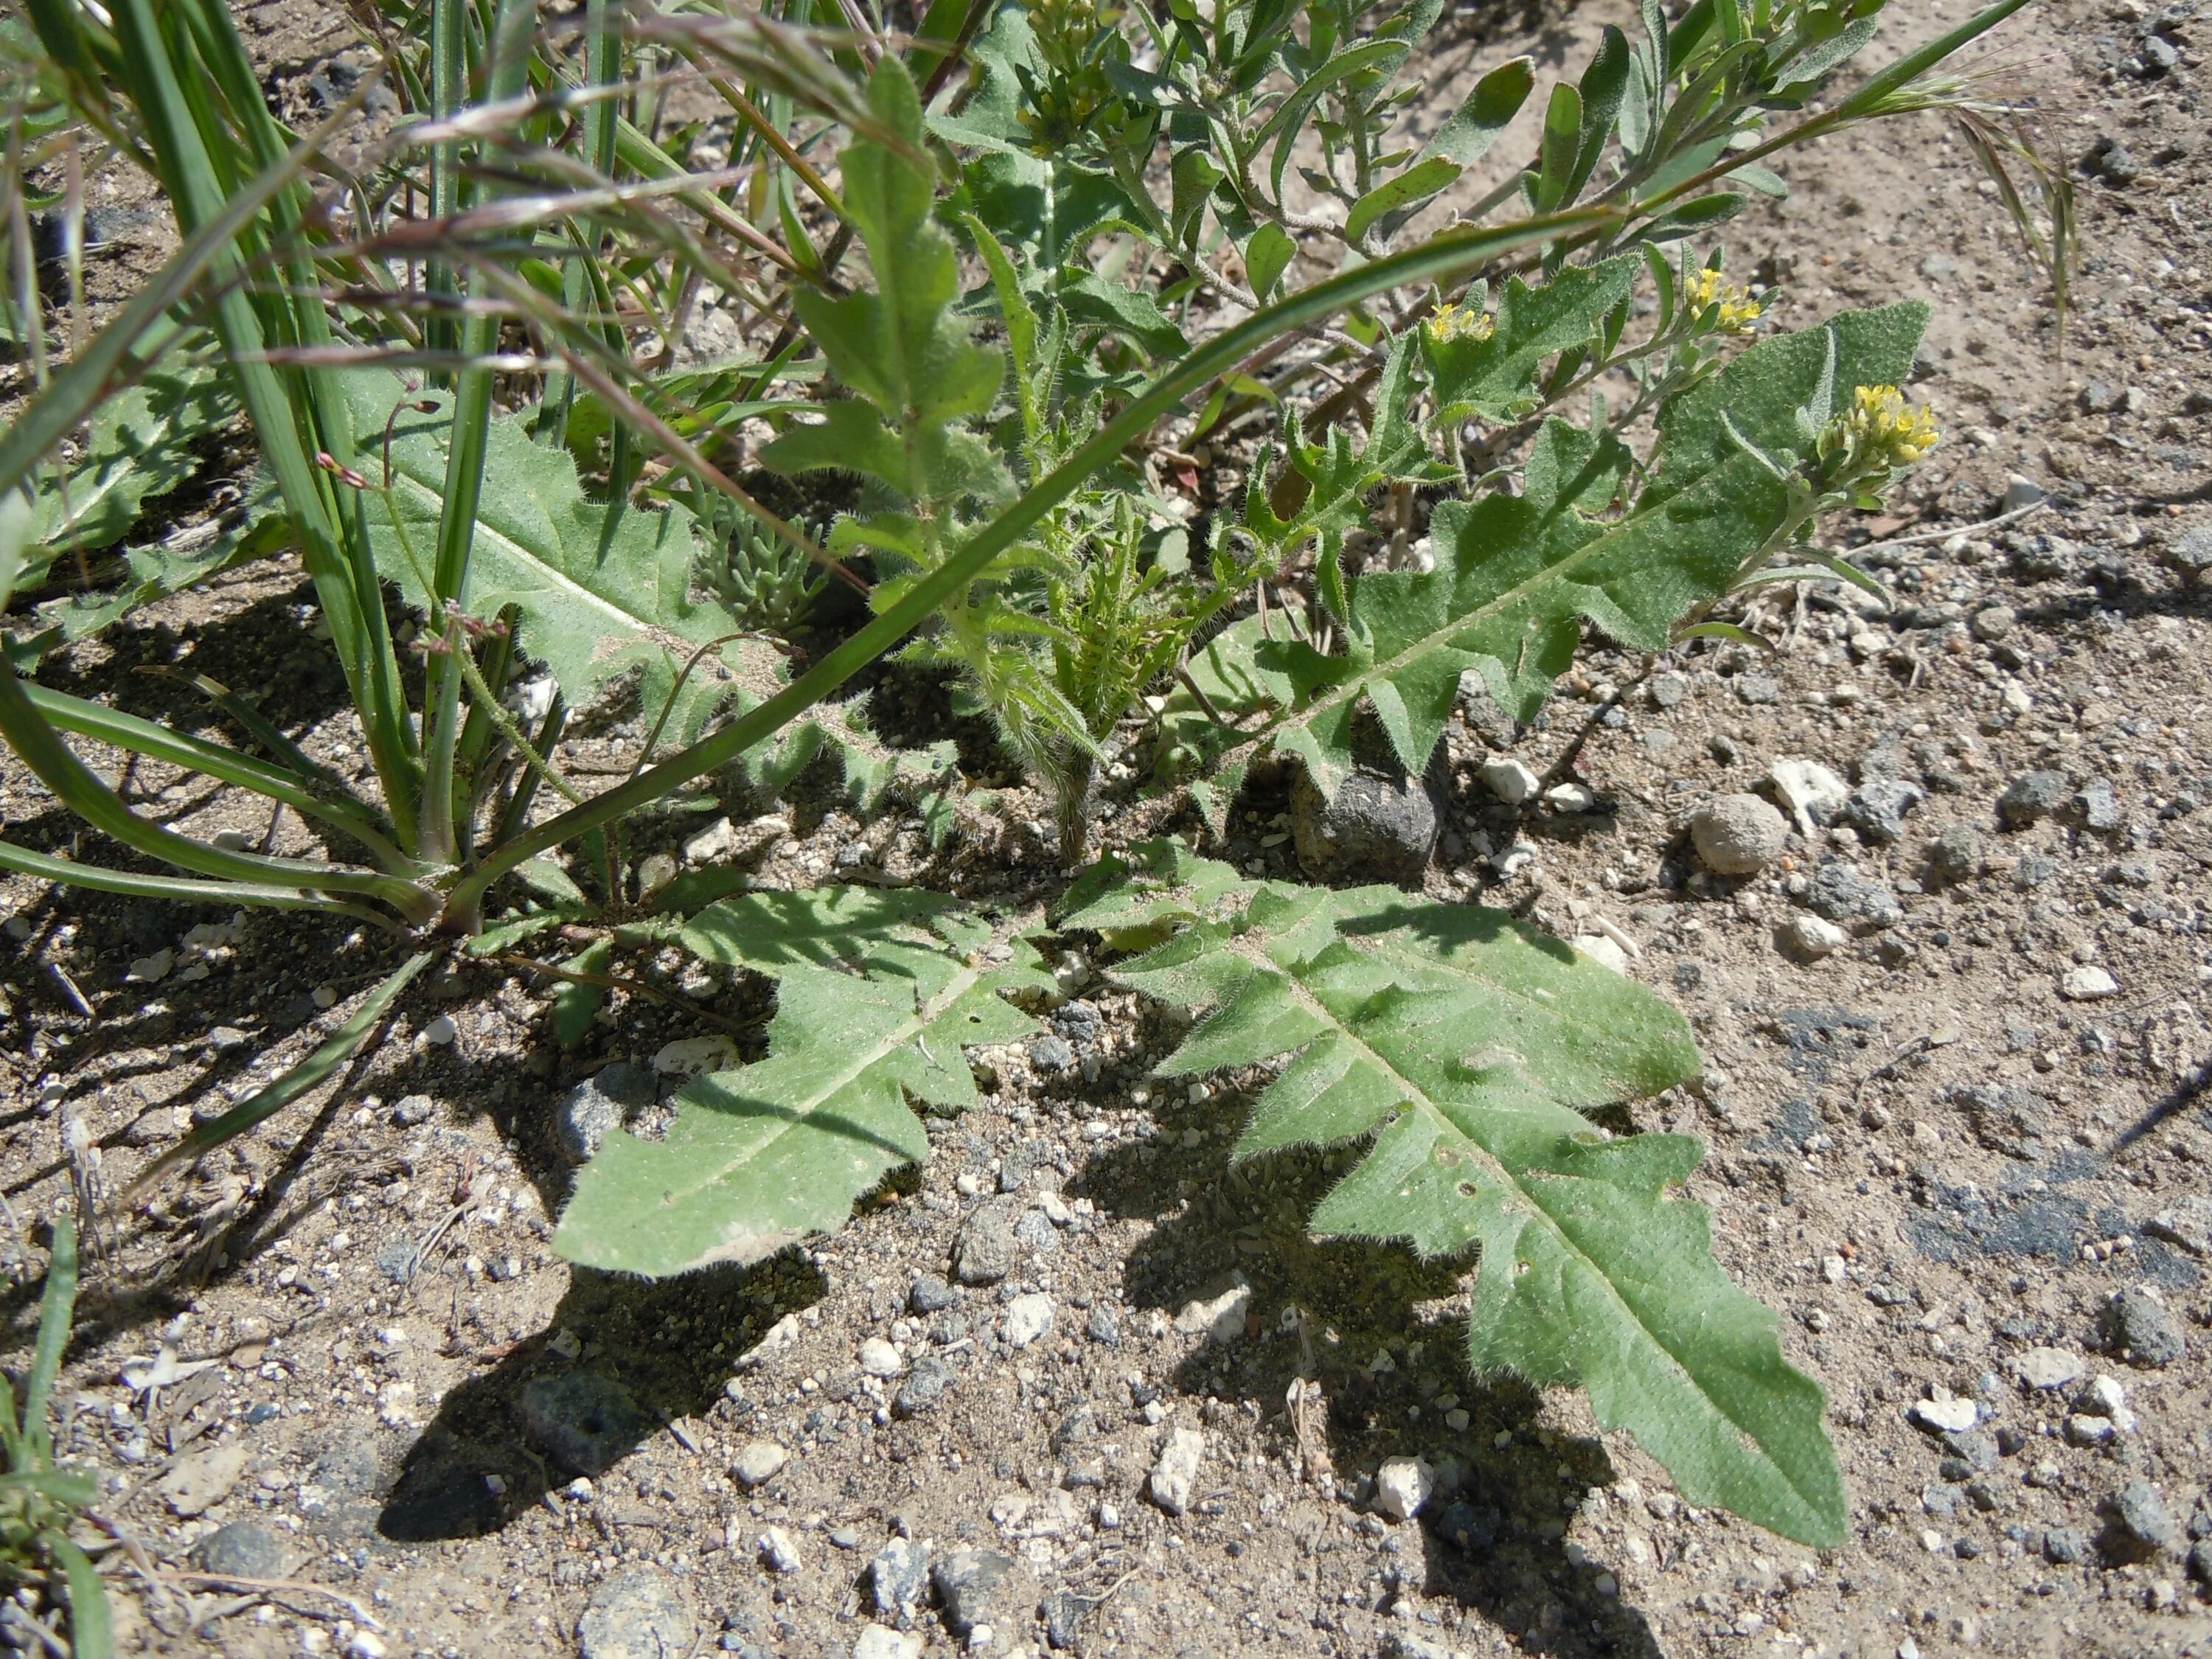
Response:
5,1,2212,1657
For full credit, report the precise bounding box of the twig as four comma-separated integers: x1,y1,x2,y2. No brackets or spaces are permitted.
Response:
1826,497,2051,564
159,1571,382,1627
1174,667,1239,736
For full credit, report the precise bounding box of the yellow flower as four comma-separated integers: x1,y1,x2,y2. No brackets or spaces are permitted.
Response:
1684,266,1763,333
1423,302,1495,344
1844,383,1941,467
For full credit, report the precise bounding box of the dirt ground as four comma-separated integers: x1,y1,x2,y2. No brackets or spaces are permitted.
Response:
4,1,2212,1657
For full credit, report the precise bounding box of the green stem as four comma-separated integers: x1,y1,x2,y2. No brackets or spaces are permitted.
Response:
443,205,1612,925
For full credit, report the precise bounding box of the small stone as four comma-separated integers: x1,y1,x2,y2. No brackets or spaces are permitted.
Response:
1480,759,1541,804
869,1537,931,1616
1572,934,1630,974
1374,1457,1434,1522
1173,1281,1251,1344
1969,605,2017,641
931,1548,1015,1638
517,1371,651,1478
1290,768,1436,886
1004,1293,1055,1349
1844,778,1924,846
1011,1208,1060,1255
1028,1033,1076,1074
2104,1289,2185,1368
682,817,741,864
1777,912,1848,960
1910,1393,1978,1436
954,1202,1018,1286
160,1441,248,1517
2076,779,2124,832
1807,862,1903,931
2014,1347,2085,1391
909,1274,956,1314
2145,1196,2212,1256
1085,1306,1120,1348
1546,782,1597,813
1690,793,1790,876
577,1567,696,1659
392,1093,437,1127
189,1520,285,1579
858,1338,903,1378
732,1441,787,1489
1919,253,1958,279
2166,526,2212,582
1040,1588,1091,1651
2001,476,2048,514
1928,825,1984,886
1648,672,1688,709
1768,759,1850,835
2104,1481,2184,1562
635,852,677,897
2067,1413,2117,1447
2061,966,2119,1002
853,1628,923,1659
759,1526,802,1574
420,1013,458,1046
1149,1426,1205,1516
344,1635,388,1659
553,1063,655,1164
1733,672,1781,706
894,1357,953,1417
1998,771,2070,829
2043,1526,2090,1564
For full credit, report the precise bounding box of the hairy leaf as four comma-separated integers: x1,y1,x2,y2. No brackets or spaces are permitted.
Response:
1422,254,1638,425
23,360,231,584
1228,305,1925,801
557,888,1049,1276
1063,842,1845,1547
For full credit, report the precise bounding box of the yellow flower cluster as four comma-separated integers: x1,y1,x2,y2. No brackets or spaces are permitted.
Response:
1423,302,1495,344
1844,383,1941,467
1684,267,1763,333
1019,0,1126,150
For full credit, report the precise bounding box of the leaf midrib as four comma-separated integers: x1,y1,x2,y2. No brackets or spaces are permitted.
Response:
1229,448,1763,770
1229,928,1823,1526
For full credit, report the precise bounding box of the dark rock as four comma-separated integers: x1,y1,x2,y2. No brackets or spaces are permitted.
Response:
2166,526,2212,581
376,1234,422,1284
2042,1526,2089,1564
1456,673,1517,746
932,1548,1015,1638
1807,862,1903,932
1998,771,2070,829
1928,825,1984,886
190,1520,285,1580
894,1357,953,1417
392,1093,437,1127
2087,136,2140,185
1028,1034,1076,1074
1434,1500,1502,1554
954,1200,1018,1285
1845,779,1924,846
554,1063,655,1164
1290,768,1436,886
577,1567,696,1659
1052,1403,1100,1450
869,1537,931,1615
516,1371,651,1478
1648,672,1688,710
1942,1429,2000,1474
909,1274,956,1315
2013,852,2061,890
2104,1288,2186,1367
1733,672,1781,706
1012,1208,1060,1254
2103,1481,2184,1562
1085,1305,1120,1347
1042,1589,1091,1651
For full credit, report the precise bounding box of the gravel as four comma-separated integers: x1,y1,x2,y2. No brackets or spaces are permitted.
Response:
931,1548,1015,1638
189,1520,286,1580
732,1439,787,1489
953,1200,1018,1285
1807,862,1904,931
1375,1456,1435,1521
1927,824,1984,886
1689,793,1790,875
2104,1481,2185,1562
517,1371,651,1478
553,1062,655,1164
576,1568,695,1659
869,1537,931,1616
1776,912,1848,959
1843,778,1924,845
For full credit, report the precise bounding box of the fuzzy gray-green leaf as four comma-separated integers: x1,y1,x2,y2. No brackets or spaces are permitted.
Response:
1078,844,1843,1548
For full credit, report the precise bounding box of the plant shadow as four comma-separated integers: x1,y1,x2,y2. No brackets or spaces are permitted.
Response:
1067,1081,1666,1659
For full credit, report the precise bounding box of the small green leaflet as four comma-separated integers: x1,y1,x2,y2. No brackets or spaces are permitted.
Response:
1422,254,1638,425
1062,843,1846,1548
556,888,1052,1277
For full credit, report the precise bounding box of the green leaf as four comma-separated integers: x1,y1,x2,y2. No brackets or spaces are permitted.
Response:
556,890,1051,1276
1533,83,1582,212
21,360,231,586
1245,223,1295,302
1416,55,1535,170
1238,305,1928,801
1067,844,1845,1548
355,373,790,739
768,60,1007,513
1346,156,1460,246
552,940,612,1044
50,1536,110,1659
1422,254,1639,425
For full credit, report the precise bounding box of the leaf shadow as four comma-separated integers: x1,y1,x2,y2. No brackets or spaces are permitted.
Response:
1068,1090,1666,1659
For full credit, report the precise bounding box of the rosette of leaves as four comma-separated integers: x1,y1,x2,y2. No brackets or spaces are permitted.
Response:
1060,841,1846,1547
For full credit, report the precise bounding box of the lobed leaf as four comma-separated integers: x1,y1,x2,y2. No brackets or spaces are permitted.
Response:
1065,842,1845,1548
557,888,1051,1276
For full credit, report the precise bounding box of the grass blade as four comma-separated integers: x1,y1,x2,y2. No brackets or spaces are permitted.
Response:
49,1536,110,1659
122,950,437,1200
24,1214,75,1464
